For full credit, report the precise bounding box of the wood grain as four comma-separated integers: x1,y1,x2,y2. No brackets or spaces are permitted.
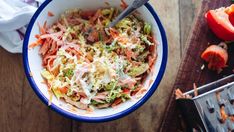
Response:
21,79,50,132
21,77,72,132
160,0,232,131
0,48,24,132
179,0,202,53
0,0,191,131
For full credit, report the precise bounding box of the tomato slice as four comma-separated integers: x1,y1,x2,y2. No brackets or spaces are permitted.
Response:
206,4,234,41
201,43,228,71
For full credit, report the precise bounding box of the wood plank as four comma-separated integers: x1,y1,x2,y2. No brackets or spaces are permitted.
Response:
72,0,181,131
0,48,24,132
21,77,72,132
0,0,182,131
49,110,72,132
179,0,195,54
160,0,232,131
21,80,50,132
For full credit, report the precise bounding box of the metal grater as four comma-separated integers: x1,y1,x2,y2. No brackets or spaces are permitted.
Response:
177,74,234,132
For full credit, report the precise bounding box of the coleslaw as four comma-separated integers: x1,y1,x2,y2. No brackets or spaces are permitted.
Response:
30,7,157,110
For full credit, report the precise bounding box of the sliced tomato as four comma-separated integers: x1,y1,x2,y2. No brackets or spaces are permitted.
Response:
201,43,228,71
206,4,234,41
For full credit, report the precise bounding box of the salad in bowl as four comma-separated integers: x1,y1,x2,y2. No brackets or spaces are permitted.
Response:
23,0,167,122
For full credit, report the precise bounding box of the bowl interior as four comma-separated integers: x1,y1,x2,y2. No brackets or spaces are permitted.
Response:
24,0,165,120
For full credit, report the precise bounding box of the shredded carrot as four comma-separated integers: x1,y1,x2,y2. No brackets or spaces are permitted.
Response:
193,83,198,96
51,65,60,76
90,9,102,23
126,49,134,61
120,0,128,9
111,98,122,107
48,11,54,17
43,21,47,30
85,107,94,114
80,10,96,20
35,34,40,39
38,22,46,35
148,79,154,87
29,38,44,49
118,37,129,44
148,55,156,68
59,87,68,94
230,116,234,122
109,28,119,38
46,56,56,71
175,89,192,99
86,52,93,62
131,87,141,96
122,88,130,94
137,88,147,95
48,89,53,106
216,92,221,100
175,89,184,99
220,106,228,122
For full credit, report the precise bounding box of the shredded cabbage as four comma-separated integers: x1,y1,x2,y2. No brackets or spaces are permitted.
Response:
35,7,157,110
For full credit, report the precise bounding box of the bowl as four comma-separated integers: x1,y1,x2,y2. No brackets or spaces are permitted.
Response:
23,0,168,122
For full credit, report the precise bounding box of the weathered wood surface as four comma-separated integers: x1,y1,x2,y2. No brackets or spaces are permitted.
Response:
0,0,195,131
160,0,233,131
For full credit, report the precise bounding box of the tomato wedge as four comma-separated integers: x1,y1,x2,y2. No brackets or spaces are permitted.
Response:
206,4,234,41
201,43,228,71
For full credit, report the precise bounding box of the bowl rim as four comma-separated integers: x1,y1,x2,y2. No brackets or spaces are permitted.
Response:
23,0,168,122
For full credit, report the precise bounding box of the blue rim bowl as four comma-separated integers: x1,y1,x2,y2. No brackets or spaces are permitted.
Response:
23,0,168,122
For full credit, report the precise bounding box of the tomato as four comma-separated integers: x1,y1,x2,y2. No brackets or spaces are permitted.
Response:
206,4,234,41
201,43,228,71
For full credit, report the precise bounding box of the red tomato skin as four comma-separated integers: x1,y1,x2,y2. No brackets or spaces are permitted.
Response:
226,4,234,26
206,7,234,41
201,45,228,70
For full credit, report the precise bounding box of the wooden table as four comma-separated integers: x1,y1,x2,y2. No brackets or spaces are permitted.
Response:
0,0,200,131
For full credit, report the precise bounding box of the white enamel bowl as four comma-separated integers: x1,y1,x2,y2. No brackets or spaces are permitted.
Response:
23,0,168,122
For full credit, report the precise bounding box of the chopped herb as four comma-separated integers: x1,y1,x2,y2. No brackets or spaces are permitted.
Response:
91,100,105,105
101,9,111,15
141,35,153,46
64,69,74,78
105,39,118,52
98,32,103,41
105,80,117,91
144,23,152,35
128,63,149,77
